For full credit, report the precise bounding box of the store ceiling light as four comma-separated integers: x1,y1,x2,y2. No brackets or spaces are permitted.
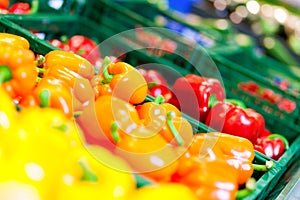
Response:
246,0,260,15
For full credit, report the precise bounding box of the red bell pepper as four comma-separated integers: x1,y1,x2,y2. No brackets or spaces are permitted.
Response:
254,134,289,160
148,84,174,103
205,100,265,144
8,0,38,14
169,74,225,122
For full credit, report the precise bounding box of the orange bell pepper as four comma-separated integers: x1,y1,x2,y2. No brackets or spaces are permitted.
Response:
94,57,147,104
187,132,254,185
33,50,95,117
137,95,193,147
0,33,30,49
44,50,95,80
0,39,37,99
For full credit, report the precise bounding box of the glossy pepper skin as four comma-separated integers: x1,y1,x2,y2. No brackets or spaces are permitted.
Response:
148,84,175,103
129,183,198,200
254,134,289,160
8,0,38,14
170,74,225,122
137,95,193,146
0,87,136,200
0,35,38,99
34,50,95,117
94,57,147,104
170,133,252,199
205,101,265,144
187,133,255,185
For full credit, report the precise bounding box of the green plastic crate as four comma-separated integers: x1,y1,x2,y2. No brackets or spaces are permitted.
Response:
0,15,288,199
74,0,300,141
82,0,244,52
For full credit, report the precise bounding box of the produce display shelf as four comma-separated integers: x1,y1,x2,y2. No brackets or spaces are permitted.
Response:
1,12,298,200
77,0,300,139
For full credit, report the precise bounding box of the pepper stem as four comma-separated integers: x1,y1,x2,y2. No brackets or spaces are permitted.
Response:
225,99,247,109
39,89,50,108
29,0,39,14
37,67,46,73
101,56,113,83
35,55,45,67
154,94,165,104
253,160,274,171
167,111,184,146
208,94,218,108
79,160,98,182
268,134,289,150
111,122,120,144
236,178,256,199
0,65,12,83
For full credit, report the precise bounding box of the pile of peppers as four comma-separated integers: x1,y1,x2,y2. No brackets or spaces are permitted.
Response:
0,32,282,200
0,33,201,200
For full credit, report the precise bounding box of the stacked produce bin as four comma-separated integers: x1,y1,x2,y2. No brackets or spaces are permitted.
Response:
0,0,299,199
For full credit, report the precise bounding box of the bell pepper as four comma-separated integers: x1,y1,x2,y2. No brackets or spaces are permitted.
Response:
170,74,225,122
44,50,95,80
48,39,70,52
186,132,255,185
129,183,198,200
172,152,240,200
0,33,30,49
34,77,73,117
137,95,193,146
0,38,38,99
0,0,9,9
205,100,265,144
148,84,175,103
8,0,38,14
33,50,96,117
170,133,262,199
94,57,148,104
254,134,289,160
56,145,136,200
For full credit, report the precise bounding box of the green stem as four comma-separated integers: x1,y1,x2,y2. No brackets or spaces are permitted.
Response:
101,56,113,83
37,67,46,73
29,0,39,14
208,94,218,108
39,89,50,108
35,55,45,67
53,124,68,132
36,77,42,83
153,94,165,104
0,65,12,84
268,134,289,150
79,161,98,182
253,160,274,171
236,178,256,199
111,122,120,144
167,111,184,146
225,99,247,109
73,111,82,119
60,35,69,44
